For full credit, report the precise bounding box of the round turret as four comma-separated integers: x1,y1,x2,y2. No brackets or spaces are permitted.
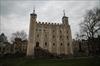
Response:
62,10,68,25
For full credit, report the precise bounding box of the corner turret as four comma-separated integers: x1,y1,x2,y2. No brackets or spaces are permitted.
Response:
31,8,37,20
62,10,68,25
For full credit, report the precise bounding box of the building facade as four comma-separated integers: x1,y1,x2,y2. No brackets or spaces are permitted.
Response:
0,33,11,55
13,38,28,54
27,10,73,57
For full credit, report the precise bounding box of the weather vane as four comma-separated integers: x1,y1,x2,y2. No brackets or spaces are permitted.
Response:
63,9,65,16
33,6,35,13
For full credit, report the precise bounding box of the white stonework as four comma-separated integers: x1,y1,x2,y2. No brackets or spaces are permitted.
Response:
27,10,73,57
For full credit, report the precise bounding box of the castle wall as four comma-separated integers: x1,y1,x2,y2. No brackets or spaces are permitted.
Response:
34,22,72,55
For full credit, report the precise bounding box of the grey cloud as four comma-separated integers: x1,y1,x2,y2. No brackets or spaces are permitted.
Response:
0,1,47,16
0,0,99,41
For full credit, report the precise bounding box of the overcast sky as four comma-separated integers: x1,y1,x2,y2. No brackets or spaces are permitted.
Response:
0,0,100,41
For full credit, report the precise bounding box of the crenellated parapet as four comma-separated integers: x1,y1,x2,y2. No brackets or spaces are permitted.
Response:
36,21,62,26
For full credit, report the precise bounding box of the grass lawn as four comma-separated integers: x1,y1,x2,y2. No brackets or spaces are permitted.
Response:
0,57,100,66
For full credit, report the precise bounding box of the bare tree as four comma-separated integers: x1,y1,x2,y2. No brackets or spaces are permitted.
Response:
80,7,100,55
11,30,27,42
80,7,100,39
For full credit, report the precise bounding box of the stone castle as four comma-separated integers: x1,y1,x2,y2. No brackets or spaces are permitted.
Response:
27,9,73,57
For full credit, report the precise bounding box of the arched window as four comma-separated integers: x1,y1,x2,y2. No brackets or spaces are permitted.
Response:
45,42,47,46
67,43,69,46
60,30,61,33
53,43,55,46
36,42,39,47
61,43,63,46
67,36,69,39
53,35,55,38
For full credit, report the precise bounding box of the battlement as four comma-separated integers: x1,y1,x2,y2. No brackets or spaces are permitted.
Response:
36,21,62,26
